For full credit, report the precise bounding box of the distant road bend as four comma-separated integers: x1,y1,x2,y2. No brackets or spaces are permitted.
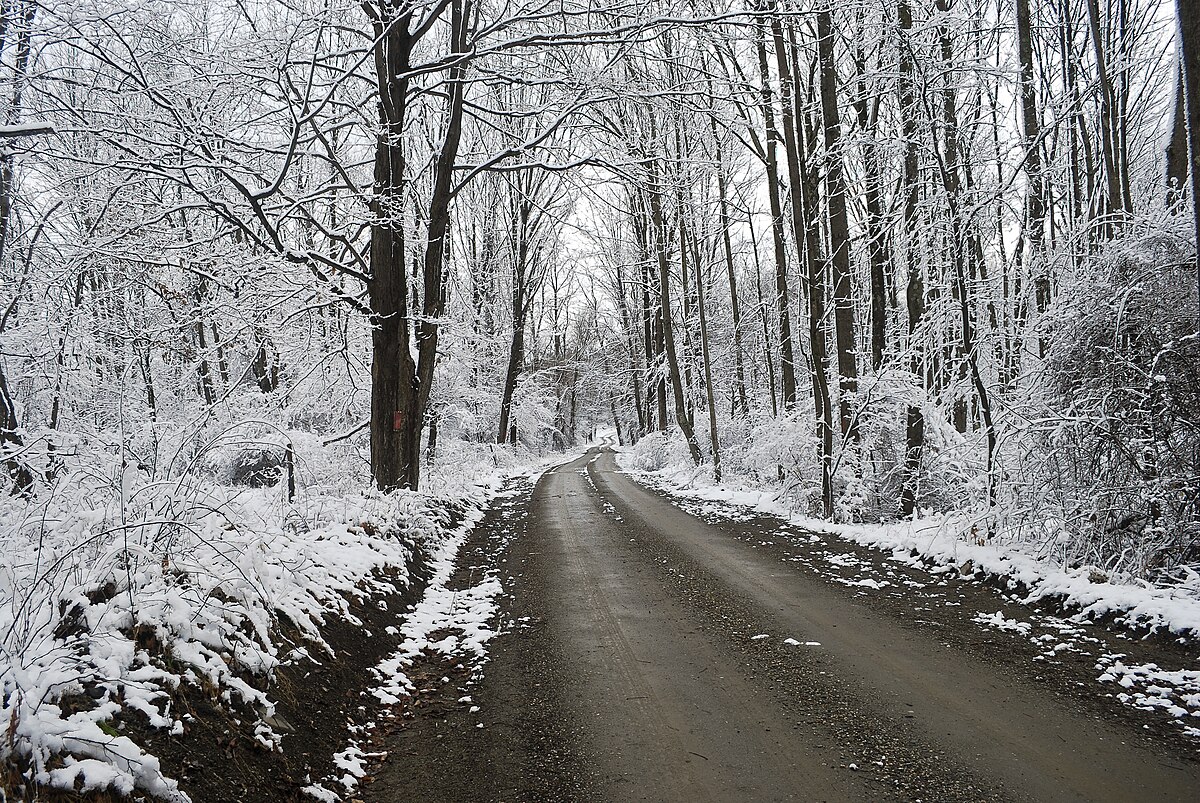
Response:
367,448,1200,802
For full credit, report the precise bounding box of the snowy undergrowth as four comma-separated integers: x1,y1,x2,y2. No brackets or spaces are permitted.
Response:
617,447,1200,639
0,426,549,801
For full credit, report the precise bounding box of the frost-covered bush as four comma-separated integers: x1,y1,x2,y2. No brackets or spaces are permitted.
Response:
511,369,561,448
630,381,982,523
628,431,672,471
0,405,529,799
1036,232,1200,577
736,413,824,513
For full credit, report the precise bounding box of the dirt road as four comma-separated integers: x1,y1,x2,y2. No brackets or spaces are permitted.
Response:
366,449,1200,802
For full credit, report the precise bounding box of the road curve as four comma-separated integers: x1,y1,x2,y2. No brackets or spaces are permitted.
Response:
367,448,1200,802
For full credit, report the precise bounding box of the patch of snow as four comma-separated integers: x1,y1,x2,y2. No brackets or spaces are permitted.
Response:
302,783,340,802
972,611,1034,636
1095,655,1200,729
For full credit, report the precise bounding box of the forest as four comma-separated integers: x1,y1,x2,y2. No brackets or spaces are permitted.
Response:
1,0,1199,799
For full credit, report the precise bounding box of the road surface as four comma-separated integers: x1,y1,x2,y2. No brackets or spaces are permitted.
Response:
365,449,1200,802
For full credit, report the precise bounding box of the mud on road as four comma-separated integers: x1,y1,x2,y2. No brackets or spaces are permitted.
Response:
364,449,1200,803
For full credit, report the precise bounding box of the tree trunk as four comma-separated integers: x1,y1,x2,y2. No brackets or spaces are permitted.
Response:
368,1,418,492
251,329,280,393
1167,61,1189,208
935,0,997,505
755,14,798,409
1179,0,1200,322
646,161,702,464
498,187,534,444
816,7,859,441
748,212,780,417
368,0,469,491
0,1,39,494
712,121,749,417
194,302,216,407
1015,0,1050,329
613,258,646,437
632,193,667,432
850,49,890,372
898,0,924,517
695,234,722,480
497,322,524,443
1086,0,1129,227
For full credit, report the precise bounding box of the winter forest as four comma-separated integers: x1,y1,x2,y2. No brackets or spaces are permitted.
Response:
3,0,1200,799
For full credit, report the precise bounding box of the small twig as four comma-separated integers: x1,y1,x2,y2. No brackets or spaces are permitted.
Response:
323,420,369,446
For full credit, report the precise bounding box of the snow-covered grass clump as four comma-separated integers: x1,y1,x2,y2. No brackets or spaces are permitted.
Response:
0,423,533,800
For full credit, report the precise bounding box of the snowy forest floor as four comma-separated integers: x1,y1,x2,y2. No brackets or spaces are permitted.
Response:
0,438,576,802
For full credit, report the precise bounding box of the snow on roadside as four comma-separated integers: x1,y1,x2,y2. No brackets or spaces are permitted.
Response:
0,474,436,801
619,451,1200,739
307,452,577,801
0,430,565,801
620,456,1200,638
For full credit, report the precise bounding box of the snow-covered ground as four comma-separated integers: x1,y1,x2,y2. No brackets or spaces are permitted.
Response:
0,430,563,801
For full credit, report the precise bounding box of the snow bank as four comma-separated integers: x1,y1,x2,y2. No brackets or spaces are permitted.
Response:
312,455,572,801
0,427,555,800
619,454,1200,638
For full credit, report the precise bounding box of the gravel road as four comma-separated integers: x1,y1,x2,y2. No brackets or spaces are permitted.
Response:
365,448,1200,802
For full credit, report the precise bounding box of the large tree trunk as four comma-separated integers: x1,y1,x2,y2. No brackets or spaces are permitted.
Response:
646,161,702,464
368,0,468,492
816,7,859,441
898,0,924,517
1179,0,1200,321
368,2,418,492
755,14,798,409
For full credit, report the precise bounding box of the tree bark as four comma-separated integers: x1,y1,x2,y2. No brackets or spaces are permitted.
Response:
1086,0,1130,227
710,114,749,417
898,0,924,517
1015,0,1050,323
1178,0,1200,323
498,181,536,444
934,0,997,505
368,0,418,492
1167,61,1189,208
646,159,702,464
850,49,890,372
695,235,721,480
368,0,469,492
816,7,859,440
755,12,798,409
